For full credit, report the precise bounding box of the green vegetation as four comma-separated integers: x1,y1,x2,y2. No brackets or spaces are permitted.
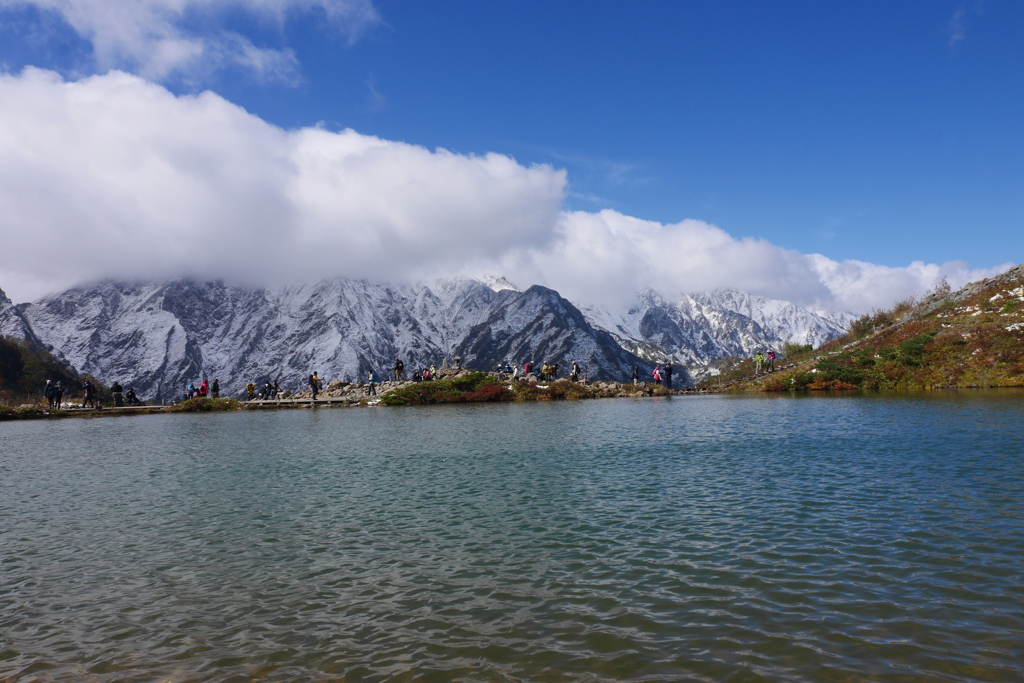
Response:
380,372,511,406
751,279,1024,391
781,342,812,359
0,336,100,404
169,397,240,412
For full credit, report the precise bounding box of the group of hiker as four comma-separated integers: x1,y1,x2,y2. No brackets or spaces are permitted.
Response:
110,382,140,407
641,362,675,389
752,349,777,375
185,378,220,400
42,380,67,409
42,378,139,409
503,361,573,382
246,380,282,401
239,354,685,403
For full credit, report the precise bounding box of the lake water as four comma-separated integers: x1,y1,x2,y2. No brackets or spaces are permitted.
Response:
1,393,1023,682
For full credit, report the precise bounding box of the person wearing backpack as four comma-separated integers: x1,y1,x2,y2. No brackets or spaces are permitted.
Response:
393,358,404,381
766,349,776,373
367,371,378,396
246,382,256,400
631,366,639,385
81,380,96,408
309,372,321,399
111,381,124,407
754,352,765,375
664,362,673,390
44,380,55,409
652,365,662,386
211,379,220,398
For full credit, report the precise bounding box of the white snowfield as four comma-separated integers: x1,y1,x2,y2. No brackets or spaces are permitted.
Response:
0,277,851,400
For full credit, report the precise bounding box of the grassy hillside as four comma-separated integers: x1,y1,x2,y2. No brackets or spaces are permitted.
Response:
704,265,1024,391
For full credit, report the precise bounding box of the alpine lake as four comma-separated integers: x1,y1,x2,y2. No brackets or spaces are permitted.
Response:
1,391,1022,682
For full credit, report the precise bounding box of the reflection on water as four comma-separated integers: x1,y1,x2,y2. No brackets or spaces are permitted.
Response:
1,392,1023,682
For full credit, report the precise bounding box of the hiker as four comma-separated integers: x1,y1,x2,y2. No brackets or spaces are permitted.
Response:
550,363,559,379
198,379,209,397
54,381,65,409
367,371,378,396
44,380,55,409
246,382,256,400
393,358,404,381
652,365,662,386
664,363,673,390
261,382,273,400
81,380,96,408
309,372,321,399
631,366,639,384
212,379,220,398
111,381,124,407
512,365,522,381
125,387,139,406
766,349,776,373
272,380,280,398
430,364,438,378
524,361,533,376
754,351,765,375
422,368,433,381
570,361,581,382
186,383,195,399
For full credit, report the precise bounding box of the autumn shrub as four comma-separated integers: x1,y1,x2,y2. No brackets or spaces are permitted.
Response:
461,383,513,402
545,380,590,400
381,373,506,406
169,397,240,412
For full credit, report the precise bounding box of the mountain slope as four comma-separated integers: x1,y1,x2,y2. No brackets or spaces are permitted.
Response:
16,278,647,399
717,265,1024,391
456,285,650,380
581,289,849,365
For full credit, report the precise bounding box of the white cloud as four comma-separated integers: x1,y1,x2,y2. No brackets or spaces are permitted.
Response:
0,68,566,300
480,210,1011,314
0,0,379,82
0,69,1012,313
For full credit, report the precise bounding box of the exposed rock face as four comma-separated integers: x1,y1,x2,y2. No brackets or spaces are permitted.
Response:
582,289,852,365
455,286,649,382
15,278,647,399
7,276,851,400
0,287,40,344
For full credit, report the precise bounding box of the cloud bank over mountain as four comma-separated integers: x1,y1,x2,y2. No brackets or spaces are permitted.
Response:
0,69,1010,311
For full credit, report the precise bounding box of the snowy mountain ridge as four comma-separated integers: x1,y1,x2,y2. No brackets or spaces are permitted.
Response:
0,277,851,399
580,288,852,365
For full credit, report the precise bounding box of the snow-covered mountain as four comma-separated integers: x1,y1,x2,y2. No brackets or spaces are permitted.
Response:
12,278,649,399
581,289,853,365
0,287,36,343
3,277,852,399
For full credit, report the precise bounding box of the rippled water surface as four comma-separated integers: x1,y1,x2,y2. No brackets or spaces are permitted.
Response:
2,393,1023,682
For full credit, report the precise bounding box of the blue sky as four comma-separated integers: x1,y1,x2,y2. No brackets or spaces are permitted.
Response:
0,1,1019,308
